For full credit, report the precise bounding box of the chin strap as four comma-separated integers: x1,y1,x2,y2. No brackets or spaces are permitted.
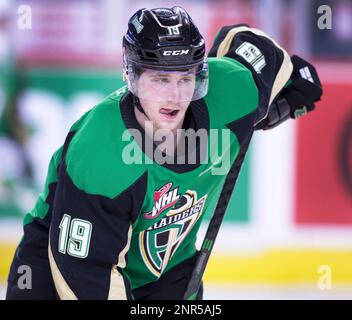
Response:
132,94,150,120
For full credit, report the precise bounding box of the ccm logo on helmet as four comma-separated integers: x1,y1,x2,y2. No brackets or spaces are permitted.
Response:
162,49,189,56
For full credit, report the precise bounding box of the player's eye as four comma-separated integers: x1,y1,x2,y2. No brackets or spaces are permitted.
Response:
180,77,193,84
152,77,169,84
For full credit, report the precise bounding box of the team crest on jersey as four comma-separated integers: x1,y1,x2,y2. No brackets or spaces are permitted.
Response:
140,187,207,278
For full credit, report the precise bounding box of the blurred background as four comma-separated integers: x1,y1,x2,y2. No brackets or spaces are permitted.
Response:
0,0,351,299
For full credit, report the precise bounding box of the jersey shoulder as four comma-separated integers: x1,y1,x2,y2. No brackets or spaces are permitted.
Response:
205,57,259,127
65,86,147,199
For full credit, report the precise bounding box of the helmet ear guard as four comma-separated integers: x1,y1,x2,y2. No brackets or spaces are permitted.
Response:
122,49,129,83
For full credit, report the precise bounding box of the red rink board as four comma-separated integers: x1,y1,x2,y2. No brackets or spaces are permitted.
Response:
295,80,352,225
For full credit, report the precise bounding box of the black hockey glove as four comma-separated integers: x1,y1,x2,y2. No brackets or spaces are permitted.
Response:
255,55,323,130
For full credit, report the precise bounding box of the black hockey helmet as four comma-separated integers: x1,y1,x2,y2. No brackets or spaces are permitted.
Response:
123,6,208,102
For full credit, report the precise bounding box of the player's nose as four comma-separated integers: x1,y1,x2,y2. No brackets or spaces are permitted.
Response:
167,81,182,102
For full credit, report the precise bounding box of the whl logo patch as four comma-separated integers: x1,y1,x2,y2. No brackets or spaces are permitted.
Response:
143,183,180,220
140,189,207,277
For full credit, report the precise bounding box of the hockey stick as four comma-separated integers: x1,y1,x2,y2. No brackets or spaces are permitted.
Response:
183,130,254,300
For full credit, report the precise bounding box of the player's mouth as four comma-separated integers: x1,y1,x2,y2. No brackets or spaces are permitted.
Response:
159,108,180,120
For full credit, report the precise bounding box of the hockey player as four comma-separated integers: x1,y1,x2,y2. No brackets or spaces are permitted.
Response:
6,6,322,300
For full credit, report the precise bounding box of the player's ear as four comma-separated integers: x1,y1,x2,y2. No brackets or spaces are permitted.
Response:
122,49,129,83
123,68,128,83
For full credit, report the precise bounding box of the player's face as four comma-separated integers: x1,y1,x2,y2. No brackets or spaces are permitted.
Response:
137,68,196,131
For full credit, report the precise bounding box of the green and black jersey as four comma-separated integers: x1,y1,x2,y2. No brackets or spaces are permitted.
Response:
7,26,293,299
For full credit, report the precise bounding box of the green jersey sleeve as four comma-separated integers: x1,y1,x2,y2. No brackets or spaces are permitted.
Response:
48,93,148,299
